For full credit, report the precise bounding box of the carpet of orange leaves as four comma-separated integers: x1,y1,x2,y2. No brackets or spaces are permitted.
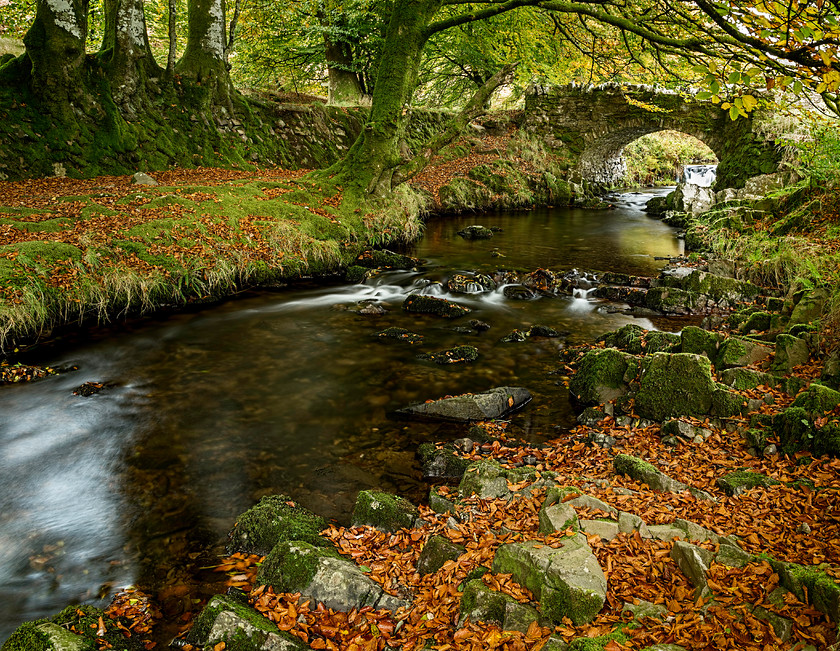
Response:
157,372,840,651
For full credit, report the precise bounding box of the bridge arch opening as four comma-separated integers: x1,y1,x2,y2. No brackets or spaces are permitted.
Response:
578,128,719,189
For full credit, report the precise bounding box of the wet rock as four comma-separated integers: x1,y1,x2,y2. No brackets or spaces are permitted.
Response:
457,225,495,240
417,535,466,575
418,443,472,481
634,353,716,421
577,407,606,427
344,265,370,283
470,319,491,331
528,325,562,338
670,540,714,597
614,454,715,501
717,471,780,497
257,541,408,613
569,348,640,407
351,490,418,532
187,594,308,651
355,249,419,269
501,329,529,343
397,386,531,422
522,268,559,293
375,327,423,344
491,534,607,625
226,495,328,556
644,287,702,314
357,301,386,315
72,381,106,396
417,345,479,364
503,285,538,300
447,273,496,293
132,171,158,185
403,294,471,318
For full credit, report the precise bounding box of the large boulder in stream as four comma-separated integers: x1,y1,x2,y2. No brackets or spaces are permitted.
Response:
396,386,531,422
256,541,408,614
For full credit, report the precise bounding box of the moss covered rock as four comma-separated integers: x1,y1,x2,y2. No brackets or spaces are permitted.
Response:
2,605,139,651
598,324,645,354
459,579,517,626
418,443,473,481
375,327,424,344
569,348,639,407
644,287,701,314
397,386,531,422
418,535,466,575
457,225,495,240
635,353,716,421
710,387,746,418
772,334,810,372
417,345,479,364
716,470,780,496
789,288,829,325
186,594,308,651
226,495,328,555
792,383,840,415
351,490,419,532
680,326,725,360
491,535,606,625
717,367,777,391
459,460,511,499
256,540,408,613
402,294,471,318
675,270,761,303
613,454,714,500
715,336,773,370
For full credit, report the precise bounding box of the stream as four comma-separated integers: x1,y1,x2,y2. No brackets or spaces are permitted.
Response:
0,188,685,642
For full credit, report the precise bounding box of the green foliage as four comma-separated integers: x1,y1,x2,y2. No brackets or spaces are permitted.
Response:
623,130,717,187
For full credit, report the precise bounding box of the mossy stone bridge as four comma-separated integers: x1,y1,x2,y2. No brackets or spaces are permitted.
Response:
522,84,782,190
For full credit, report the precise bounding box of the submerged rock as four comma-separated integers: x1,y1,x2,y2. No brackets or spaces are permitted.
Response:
355,249,419,269
396,386,531,422
417,345,479,364
457,225,495,240
403,294,471,318
375,327,424,344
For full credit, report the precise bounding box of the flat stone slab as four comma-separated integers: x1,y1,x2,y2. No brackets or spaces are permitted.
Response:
397,386,531,422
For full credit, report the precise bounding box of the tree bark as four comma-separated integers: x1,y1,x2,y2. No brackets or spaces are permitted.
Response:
176,0,234,107
23,0,90,119
101,0,159,112
166,0,177,76
327,0,444,195
324,36,365,105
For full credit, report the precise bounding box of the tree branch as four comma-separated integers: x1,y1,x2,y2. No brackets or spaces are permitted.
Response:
391,61,519,186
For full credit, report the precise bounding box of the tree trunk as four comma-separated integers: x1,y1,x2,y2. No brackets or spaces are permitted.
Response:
328,0,443,196
23,0,90,119
101,0,159,113
324,37,365,105
166,0,177,76
391,61,518,186
176,0,233,107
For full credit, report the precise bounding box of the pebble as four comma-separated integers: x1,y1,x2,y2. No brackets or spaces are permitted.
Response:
763,443,778,456
798,522,812,534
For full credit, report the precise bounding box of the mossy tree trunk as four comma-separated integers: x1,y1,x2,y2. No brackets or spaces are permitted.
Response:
22,0,91,120
176,0,233,108
101,0,160,114
324,36,365,105
327,0,443,196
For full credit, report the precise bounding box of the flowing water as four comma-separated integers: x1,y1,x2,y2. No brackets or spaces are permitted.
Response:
0,188,684,641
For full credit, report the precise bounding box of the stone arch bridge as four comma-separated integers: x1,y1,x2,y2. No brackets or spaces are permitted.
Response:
522,84,782,190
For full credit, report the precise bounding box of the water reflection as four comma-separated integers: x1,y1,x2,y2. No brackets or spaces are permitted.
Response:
0,189,682,641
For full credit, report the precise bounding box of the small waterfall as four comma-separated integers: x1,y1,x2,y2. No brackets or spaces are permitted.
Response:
682,164,717,188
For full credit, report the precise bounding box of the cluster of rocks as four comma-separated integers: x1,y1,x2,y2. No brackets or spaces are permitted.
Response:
567,284,840,460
